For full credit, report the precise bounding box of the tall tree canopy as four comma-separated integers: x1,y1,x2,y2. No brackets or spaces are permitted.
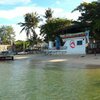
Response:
40,18,72,41
73,2,100,30
18,12,40,38
72,1,100,39
0,26,15,44
44,8,53,21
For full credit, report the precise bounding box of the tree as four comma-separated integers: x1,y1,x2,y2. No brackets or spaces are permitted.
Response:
15,40,24,52
40,18,72,42
28,35,42,47
72,1,100,39
44,8,53,21
18,12,40,38
0,26,15,44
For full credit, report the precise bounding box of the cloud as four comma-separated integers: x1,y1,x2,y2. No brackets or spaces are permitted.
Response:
11,7,80,40
12,24,27,40
12,24,41,41
0,0,31,5
53,8,81,20
66,11,81,20
0,4,45,19
82,0,97,2
0,5,81,21
0,4,81,40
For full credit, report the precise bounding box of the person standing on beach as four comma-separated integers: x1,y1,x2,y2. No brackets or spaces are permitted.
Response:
55,36,61,50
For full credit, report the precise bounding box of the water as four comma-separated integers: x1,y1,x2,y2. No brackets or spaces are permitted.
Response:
0,55,100,100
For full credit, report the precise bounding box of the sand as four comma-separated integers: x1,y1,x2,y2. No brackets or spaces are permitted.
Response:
14,54,100,66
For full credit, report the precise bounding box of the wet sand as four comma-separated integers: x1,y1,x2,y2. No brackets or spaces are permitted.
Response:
14,54,100,66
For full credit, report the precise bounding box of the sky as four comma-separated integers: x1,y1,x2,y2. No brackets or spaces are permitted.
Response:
0,0,97,40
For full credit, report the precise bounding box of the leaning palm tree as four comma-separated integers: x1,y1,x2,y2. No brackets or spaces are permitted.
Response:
18,12,40,38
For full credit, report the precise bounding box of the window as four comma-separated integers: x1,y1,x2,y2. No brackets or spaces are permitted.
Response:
77,40,82,45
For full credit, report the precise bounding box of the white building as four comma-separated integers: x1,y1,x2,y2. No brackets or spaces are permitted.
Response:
47,32,87,55
0,45,11,52
61,32,86,54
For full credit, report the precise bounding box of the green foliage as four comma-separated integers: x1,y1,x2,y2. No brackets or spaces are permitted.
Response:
44,8,53,21
15,37,42,52
18,12,40,37
15,40,24,52
72,1,100,39
28,35,42,46
15,40,30,52
93,19,100,30
40,18,72,41
72,2,100,23
0,25,15,44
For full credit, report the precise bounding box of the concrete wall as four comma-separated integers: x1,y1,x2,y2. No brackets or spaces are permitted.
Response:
64,37,86,54
48,41,53,49
0,45,11,52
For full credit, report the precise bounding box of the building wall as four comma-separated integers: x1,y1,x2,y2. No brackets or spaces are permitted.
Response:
64,37,86,54
0,45,11,52
98,0,100,3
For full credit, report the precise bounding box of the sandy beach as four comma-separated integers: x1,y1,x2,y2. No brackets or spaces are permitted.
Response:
15,54,100,66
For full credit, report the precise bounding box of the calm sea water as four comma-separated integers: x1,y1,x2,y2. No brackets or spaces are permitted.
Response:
0,55,100,100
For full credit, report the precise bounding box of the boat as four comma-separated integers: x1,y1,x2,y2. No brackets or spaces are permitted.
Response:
0,51,14,60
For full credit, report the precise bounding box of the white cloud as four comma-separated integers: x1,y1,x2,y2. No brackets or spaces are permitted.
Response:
0,0,97,20
11,24,27,41
0,5,45,19
66,11,81,20
0,0,98,41
12,24,41,41
0,5,81,40
53,8,81,20
0,0,31,5
12,7,80,40
0,0,83,20
82,0,97,2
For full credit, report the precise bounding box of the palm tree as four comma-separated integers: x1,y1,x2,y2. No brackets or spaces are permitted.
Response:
0,26,15,44
44,8,53,21
18,12,40,38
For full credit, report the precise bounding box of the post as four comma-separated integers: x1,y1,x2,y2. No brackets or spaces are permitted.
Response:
48,41,53,49
23,41,25,51
93,40,96,56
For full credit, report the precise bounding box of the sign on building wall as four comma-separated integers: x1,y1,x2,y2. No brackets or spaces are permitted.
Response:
60,32,86,54
70,40,75,48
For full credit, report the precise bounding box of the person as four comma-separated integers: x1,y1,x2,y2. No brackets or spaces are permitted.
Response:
85,29,90,43
55,36,61,50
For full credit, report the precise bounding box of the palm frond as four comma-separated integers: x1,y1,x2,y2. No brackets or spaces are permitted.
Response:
20,27,26,33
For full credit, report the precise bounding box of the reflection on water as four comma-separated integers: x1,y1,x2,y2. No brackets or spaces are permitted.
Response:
0,55,100,100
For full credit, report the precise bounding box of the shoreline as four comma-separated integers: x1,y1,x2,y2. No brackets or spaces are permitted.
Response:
14,54,100,66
